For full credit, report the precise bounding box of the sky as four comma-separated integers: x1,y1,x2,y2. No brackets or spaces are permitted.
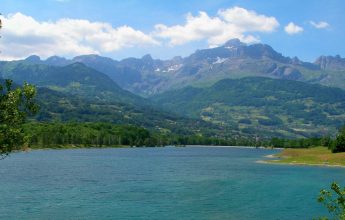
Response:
1,0,344,61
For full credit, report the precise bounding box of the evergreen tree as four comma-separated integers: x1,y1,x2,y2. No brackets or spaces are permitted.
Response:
334,126,345,153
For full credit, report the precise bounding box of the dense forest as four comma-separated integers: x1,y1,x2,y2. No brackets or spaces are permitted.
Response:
23,122,269,148
21,122,345,152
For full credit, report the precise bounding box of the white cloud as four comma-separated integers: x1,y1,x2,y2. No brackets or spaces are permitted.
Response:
0,13,159,60
218,7,279,32
0,8,282,60
154,6,279,46
284,22,303,35
310,21,329,29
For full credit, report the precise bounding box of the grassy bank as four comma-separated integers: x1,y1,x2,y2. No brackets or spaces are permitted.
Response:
265,147,345,167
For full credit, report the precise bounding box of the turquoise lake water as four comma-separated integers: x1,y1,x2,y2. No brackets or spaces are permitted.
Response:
0,146,344,219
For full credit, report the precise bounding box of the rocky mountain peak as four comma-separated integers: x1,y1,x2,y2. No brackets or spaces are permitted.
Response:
141,54,153,61
45,56,70,66
222,38,246,48
73,54,103,62
315,55,345,70
25,55,41,63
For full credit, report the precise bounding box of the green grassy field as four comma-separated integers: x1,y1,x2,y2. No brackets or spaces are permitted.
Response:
267,147,345,167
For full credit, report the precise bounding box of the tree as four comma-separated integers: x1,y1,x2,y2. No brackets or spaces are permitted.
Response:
333,126,345,153
318,182,345,220
0,79,38,157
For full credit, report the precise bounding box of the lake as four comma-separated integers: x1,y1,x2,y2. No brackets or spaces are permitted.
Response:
0,146,344,219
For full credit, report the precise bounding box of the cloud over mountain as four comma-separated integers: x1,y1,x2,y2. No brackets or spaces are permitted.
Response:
154,7,279,46
0,13,159,60
0,7,281,60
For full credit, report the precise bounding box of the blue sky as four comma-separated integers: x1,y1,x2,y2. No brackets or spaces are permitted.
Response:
1,0,344,61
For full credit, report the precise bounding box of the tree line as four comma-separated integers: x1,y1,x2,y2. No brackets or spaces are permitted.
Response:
23,122,272,148
23,122,345,152
269,126,345,152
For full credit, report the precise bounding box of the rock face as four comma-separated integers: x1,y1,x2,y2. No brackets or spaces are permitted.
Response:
223,38,246,48
186,39,289,62
271,66,302,80
314,55,345,71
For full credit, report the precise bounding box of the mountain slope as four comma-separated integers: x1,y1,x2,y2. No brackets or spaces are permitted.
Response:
0,61,145,104
73,55,143,88
0,71,226,138
151,77,345,138
33,87,225,137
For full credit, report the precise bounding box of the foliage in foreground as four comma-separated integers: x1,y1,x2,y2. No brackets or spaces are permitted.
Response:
0,79,38,157
318,182,345,220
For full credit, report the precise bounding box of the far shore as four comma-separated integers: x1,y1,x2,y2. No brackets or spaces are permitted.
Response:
17,145,345,169
21,144,282,152
186,145,283,149
23,144,132,152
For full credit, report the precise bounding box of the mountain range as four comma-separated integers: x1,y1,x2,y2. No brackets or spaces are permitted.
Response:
1,38,345,139
17,38,345,96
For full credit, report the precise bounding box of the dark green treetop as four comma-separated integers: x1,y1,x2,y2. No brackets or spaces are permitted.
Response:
333,126,345,153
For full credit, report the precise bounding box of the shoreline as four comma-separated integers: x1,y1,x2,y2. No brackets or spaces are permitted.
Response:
186,145,283,150
22,144,132,152
257,159,345,168
23,145,282,151
20,146,345,168
259,147,345,168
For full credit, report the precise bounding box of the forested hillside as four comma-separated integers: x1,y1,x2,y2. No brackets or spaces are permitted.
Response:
152,77,345,138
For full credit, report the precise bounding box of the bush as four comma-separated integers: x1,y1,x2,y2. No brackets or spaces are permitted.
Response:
333,126,345,153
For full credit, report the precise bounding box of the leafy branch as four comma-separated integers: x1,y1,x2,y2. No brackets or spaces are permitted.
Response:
317,182,345,220
0,80,38,157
